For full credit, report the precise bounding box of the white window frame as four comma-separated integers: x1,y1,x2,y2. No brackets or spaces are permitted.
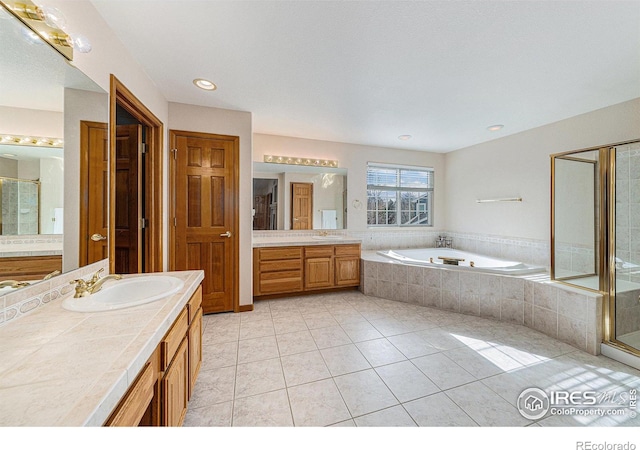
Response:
366,163,434,227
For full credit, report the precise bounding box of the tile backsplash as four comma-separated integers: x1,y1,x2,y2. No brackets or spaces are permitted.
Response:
0,259,108,327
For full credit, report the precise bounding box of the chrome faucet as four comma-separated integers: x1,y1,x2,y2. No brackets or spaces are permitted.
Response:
70,268,122,298
0,280,30,289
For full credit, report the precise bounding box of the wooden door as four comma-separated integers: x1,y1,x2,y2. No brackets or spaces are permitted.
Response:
80,121,109,265
253,195,267,230
291,182,313,230
114,124,142,274
171,130,239,313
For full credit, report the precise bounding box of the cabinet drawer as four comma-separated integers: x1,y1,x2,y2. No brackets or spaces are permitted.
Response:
161,308,188,371
257,247,303,261
259,259,303,272
259,270,303,293
305,246,334,258
335,244,361,256
105,362,155,426
187,286,202,324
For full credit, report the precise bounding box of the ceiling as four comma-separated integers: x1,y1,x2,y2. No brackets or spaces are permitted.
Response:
90,0,640,153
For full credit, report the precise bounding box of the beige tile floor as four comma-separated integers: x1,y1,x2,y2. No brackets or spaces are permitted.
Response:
183,290,640,427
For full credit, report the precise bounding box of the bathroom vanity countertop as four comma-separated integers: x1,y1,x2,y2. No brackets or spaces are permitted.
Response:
0,269,205,426
0,242,63,257
253,235,362,247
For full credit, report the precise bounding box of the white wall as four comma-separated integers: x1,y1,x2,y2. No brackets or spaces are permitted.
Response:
253,134,447,233
0,106,63,137
168,102,253,306
445,98,640,241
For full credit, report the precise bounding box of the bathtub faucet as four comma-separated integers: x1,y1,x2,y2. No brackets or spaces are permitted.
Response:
435,236,453,249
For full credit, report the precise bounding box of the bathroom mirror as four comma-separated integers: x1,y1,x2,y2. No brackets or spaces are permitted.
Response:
552,149,600,287
253,162,347,230
0,5,108,292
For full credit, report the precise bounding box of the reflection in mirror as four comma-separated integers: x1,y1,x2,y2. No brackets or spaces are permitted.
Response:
0,142,63,235
553,149,599,288
0,4,108,292
253,162,347,230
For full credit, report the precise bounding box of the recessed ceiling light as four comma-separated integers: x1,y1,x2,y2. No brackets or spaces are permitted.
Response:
193,78,217,91
398,135,412,141
487,124,504,132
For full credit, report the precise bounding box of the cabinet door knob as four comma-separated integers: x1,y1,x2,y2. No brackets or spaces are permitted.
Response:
220,231,232,238
91,233,107,241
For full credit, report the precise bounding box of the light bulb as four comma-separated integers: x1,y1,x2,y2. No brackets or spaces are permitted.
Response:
70,34,92,53
38,5,67,30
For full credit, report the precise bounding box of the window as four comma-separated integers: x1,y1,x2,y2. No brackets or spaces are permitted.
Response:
366,163,434,227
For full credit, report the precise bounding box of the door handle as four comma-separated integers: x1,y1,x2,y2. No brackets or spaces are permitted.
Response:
90,233,107,242
220,231,232,238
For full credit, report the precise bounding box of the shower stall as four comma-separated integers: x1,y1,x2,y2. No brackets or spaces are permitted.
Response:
551,139,640,362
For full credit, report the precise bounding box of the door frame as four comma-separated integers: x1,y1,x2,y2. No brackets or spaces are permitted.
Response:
168,129,240,313
109,75,163,273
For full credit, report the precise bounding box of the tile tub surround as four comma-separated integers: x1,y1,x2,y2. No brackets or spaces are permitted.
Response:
0,259,109,326
361,252,602,356
184,290,640,427
0,269,204,426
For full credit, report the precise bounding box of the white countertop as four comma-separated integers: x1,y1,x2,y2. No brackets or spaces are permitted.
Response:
0,242,63,257
253,236,362,247
0,269,204,426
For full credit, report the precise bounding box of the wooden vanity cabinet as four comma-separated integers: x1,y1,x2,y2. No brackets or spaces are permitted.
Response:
187,288,203,399
254,244,360,298
304,246,334,290
105,285,203,427
253,247,304,295
0,255,62,281
334,245,361,286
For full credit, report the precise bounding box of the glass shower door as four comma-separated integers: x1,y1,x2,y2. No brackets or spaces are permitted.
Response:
613,141,640,352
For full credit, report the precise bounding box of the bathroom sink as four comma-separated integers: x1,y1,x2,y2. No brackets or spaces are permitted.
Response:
311,235,344,240
62,275,185,313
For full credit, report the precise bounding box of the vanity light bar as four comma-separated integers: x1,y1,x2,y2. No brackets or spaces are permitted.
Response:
0,134,63,148
0,0,74,61
263,155,338,168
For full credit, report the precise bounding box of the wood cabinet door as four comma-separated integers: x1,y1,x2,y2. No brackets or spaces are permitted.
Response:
162,338,189,427
188,308,203,400
305,257,334,290
335,256,360,286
